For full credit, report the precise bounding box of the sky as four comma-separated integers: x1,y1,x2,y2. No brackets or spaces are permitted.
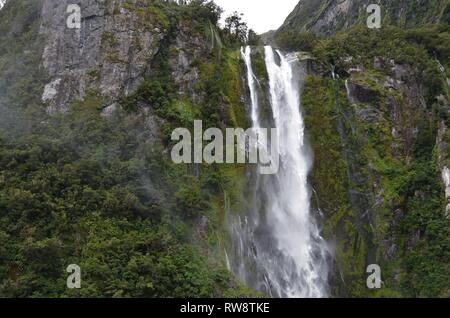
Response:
214,0,299,34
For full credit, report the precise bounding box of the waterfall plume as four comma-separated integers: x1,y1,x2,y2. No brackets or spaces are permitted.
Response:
227,46,330,298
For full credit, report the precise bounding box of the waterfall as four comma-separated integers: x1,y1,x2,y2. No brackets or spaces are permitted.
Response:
345,79,354,104
242,46,260,126
227,46,329,298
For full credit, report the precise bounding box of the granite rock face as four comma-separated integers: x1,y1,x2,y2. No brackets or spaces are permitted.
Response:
39,0,211,118
40,0,168,114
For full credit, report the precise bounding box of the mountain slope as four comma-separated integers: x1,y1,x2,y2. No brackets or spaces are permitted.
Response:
276,1,450,297
279,0,450,36
0,0,449,299
0,0,253,298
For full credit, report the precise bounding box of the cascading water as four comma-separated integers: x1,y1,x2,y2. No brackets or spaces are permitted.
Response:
227,46,329,298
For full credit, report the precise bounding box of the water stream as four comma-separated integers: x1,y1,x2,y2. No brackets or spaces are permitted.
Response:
227,46,329,298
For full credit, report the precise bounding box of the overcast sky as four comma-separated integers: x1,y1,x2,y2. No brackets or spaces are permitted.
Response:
214,0,299,34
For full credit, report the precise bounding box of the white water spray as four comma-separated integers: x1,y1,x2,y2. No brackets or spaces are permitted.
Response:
242,46,260,126
228,46,329,298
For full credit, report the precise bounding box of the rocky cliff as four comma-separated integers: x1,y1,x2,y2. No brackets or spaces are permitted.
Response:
279,0,450,36
297,24,450,297
41,0,168,114
269,0,450,297
39,0,220,115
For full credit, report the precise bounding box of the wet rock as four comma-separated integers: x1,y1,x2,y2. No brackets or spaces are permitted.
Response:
169,21,209,105
42,78,62,104
355,105,381,124
345,81,379,105
374,57,382,70
40,0,168,113
437,94,449,109
101,103,117,118
383,77,402,90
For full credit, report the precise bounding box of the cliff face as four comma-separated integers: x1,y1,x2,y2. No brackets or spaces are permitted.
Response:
298,23,450,296
40,0,168,114
0,0,46,136
272,0,450,298
279,0,450,36
39,0,213,116
0,0,251,298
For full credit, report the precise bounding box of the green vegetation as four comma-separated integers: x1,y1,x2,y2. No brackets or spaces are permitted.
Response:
224,11,248,45
0,0,254,298
301,22,449,297
274,31,318,52
0,97,253,297
101,32,118,47
1,0,448,298
302,76,374,297
308,25,450,106
277,0,450,36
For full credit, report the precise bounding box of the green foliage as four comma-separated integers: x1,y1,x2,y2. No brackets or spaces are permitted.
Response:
120,1,170,30
101,32,118,47
302,77,350,216
443,2,450,25
274,31,318,52
247,29,260,46
278,0,449,36
122,79,173,113
195,49,247,128
0,96,253,297
175,176,207,218
302,40,449,296
181,0,223,26
397,160,450,297
312,25,448,104
312,26,422,66
224,11,248,45
0,0,256,298
250,48,268,82
302,76,372,297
